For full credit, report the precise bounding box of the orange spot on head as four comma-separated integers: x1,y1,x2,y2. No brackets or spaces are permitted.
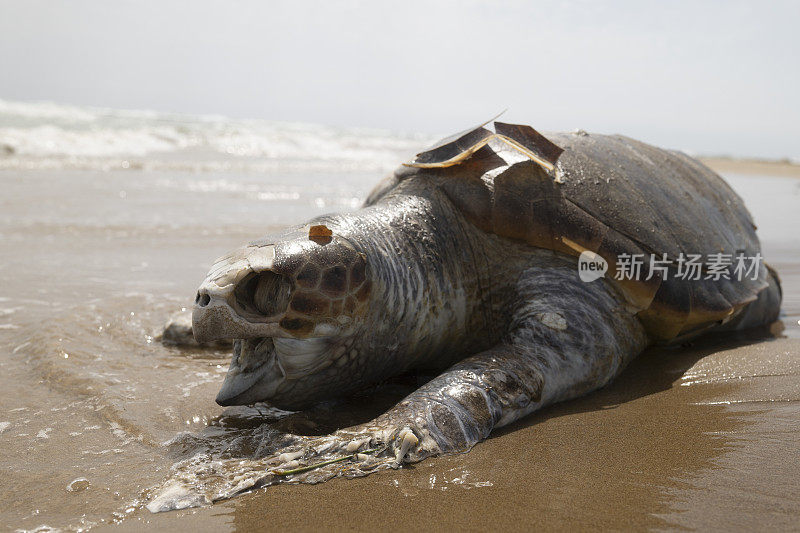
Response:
308,225,333,245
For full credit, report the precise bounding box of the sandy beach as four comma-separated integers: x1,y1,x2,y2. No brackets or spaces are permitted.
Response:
119,335,800,532
0,0,800,533
0,105,798,531
701,157,800,179
2,0,799,528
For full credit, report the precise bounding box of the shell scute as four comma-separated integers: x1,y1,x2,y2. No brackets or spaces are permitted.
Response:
374,124,769,341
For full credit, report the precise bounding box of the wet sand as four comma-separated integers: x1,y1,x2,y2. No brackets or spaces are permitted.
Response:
110,334,800,532
0,159,798,532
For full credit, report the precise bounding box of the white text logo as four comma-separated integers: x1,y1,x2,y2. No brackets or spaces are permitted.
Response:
578,251,608,282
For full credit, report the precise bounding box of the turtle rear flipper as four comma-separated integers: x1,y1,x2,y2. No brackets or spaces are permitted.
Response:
708,263,782,334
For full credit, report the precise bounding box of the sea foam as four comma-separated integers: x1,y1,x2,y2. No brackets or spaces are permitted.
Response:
0,99,434,173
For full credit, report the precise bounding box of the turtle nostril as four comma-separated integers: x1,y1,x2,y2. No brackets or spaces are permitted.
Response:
196,292,211,307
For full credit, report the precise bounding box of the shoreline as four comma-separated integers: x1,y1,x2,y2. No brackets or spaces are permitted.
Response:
1,155,799,179
112,335,800,532
700,157,800,178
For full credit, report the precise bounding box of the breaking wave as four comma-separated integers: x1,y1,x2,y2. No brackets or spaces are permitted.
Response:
0,98,434,172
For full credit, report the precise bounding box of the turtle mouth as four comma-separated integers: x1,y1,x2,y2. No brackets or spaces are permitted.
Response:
215,334,344,406
215,337,282,406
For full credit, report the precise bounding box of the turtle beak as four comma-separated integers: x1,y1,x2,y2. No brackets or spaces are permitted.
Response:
215,338,284,406
215,363,273,406
216,364,268,406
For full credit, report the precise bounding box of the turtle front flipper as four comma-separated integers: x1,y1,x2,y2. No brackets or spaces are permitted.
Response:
146,267,646,511
145,426,420,512
360,266,649,453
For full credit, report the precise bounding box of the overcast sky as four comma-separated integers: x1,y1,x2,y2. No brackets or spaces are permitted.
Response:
1,0,798,158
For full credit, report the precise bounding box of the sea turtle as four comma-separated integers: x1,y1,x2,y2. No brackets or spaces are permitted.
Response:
149,120,782,510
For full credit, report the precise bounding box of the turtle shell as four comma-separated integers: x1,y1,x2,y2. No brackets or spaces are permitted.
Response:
370,124,768,341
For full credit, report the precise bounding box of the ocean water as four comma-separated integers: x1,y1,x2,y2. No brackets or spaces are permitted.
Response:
0,98,432,173
0,100,798,531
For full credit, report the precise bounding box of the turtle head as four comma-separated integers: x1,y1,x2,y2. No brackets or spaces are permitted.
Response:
192,223,372,409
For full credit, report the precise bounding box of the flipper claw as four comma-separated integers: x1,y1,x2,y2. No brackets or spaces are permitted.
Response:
394,427,419,464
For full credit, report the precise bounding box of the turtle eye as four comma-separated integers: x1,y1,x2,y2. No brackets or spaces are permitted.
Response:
235,272,291,318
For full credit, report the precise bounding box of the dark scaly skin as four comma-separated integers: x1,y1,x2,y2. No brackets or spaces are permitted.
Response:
194,178,517,409
148,173,780,511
